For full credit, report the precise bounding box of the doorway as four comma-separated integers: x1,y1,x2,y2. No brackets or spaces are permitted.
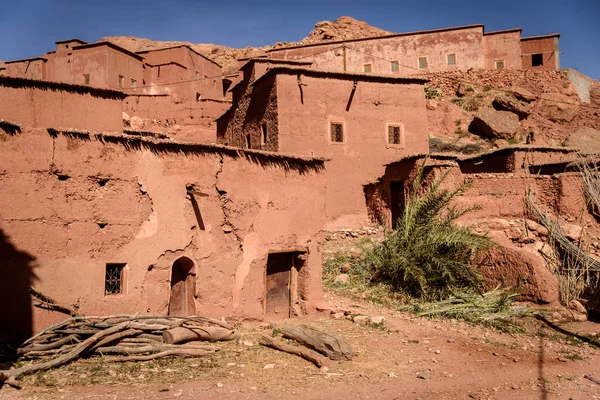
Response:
389,181,406,229
168,256,196,316
265,252,299,320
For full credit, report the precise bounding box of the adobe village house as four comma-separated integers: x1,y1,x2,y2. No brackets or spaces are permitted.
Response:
1,22,596,343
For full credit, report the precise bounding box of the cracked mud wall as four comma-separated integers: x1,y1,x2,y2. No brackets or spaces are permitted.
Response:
0,126,326,334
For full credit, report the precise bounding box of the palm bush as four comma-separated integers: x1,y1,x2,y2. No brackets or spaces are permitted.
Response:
361,160,492,300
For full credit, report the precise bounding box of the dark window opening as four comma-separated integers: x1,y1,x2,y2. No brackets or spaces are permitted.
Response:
388,125,401,145
418,57,428,69
447,54,456,66
105,264,125,295
222,80,232,96
390,181,406,229
330,122,344,143
245,134,251,149
363,64,372,73
118,75,124,88
532,53,544,67
83,74,90,85
196,92,201,101
495,60,505,70
261,122,268,145
390,61,399,72
130,78,137,89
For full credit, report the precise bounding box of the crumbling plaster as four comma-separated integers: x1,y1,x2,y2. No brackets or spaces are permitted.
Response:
0,125,326,337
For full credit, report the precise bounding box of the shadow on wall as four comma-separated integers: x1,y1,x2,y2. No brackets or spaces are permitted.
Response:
0,228,37,348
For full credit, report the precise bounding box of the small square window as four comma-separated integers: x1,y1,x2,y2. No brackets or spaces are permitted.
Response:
105,264,125,295
83,74,90,85
495,60,505,70
130,78,137,89
118,75,124,88
330,122,344,143
390,61,399,72
363,64,372,73
418,57,428,69
261,122,268,145
532,53,543,67
447,54,456,66
388,125,402,145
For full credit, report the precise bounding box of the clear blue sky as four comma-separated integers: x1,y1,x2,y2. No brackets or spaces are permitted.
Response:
1,0,598,80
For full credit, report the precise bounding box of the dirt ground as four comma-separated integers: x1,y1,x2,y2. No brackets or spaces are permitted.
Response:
2,291,600,400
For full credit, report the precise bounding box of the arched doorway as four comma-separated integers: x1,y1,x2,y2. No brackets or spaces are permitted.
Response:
168,257,196,316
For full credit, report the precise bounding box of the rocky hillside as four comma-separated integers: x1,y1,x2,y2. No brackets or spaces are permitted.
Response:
423,69,600,154
103,16,389,73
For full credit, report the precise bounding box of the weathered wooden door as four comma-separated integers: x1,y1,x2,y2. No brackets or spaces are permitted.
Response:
168,257,196,316
265,253,291,319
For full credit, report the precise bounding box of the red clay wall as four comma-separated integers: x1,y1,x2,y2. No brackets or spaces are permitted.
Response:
139,47,223,101
45,45,144,89
0,126,326,342
124,94,230,143
0,79,124,132
3,59,47,80
269,26,485,75
275,73,429,228
521,37,560,71
483,31,522,70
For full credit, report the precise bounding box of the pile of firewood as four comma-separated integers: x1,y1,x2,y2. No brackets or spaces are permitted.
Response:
0,315,235,389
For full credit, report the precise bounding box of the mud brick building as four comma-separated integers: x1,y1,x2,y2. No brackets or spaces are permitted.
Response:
217,59,429,229
0,77,327,343
267,25,560,75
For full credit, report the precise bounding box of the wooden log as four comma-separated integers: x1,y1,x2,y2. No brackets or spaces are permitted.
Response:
19,344,79,358
137,333,164,342
281,324,354,361
87,349,214,362
0,321,138,388
261,335,329,368
18,334,79,355
162,327,235,344
95,344,215,355
90,329,143,351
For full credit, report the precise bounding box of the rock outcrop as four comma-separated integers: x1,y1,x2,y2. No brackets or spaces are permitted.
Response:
492,95,532,120
539,92,580,123
474,245,559,304
566,127,600,154
472,108,520,140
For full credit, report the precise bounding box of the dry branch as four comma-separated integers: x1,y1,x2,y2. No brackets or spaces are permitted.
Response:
1,315,229,389
90,329,143,351
526,189,600,272
18,334,78,355
261,335,329,368
95,344,215,355
281,324,354,361
88,349,215,363
29,287,79,317
0,321,134,388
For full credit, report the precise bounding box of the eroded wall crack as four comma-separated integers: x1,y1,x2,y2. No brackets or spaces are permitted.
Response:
214,154,244,250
